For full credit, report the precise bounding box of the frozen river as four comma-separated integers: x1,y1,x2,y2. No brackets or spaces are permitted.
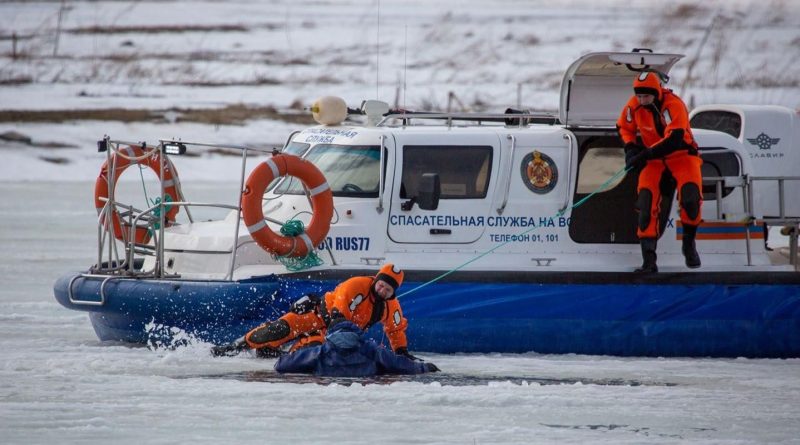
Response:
1,182,799,444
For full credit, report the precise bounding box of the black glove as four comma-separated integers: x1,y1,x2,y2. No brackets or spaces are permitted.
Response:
210,337,249,357
624,142,644,164
395,347,421,361
625,148,651,170
423,362,441,373
327,314,347,330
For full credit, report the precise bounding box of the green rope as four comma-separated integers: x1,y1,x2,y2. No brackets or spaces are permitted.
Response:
280,220,306,237
398,166,631,298
275,219,324,272
149,194,173,233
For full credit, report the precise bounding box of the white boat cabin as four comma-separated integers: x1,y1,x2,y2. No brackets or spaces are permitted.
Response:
128,52,799,280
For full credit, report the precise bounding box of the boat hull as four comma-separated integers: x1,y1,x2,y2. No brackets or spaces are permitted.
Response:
53,273,315,345
54,271,800,357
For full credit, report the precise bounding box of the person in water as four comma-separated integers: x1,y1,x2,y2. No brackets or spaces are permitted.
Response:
274,320,439,377
212,264,418,360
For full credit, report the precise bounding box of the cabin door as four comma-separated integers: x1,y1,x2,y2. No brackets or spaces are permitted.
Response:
387,133,501,244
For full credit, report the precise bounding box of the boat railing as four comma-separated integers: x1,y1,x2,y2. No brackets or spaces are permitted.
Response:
703,173,800,268
91,137,274,281
377,111,560,128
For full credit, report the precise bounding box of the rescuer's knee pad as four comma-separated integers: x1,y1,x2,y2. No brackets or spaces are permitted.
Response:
680,183,701,220
247,319,291,345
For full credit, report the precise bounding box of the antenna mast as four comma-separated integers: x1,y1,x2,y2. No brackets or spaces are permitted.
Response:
403,24,408,110
376,0,380,100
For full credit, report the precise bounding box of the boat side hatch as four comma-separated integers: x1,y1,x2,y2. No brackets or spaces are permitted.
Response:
559,51,684,128
387,133,500,244
568,131,639,244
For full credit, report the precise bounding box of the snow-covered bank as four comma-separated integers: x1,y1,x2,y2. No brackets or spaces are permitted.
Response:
0,119,294,181
2,0,798,182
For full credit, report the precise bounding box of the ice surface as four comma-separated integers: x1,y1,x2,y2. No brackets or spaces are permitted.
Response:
1,182,799,444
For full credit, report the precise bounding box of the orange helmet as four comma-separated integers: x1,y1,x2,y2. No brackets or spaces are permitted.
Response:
374,263,404,291
633,72,662,99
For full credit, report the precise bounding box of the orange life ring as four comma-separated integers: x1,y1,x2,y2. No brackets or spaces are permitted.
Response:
242,154,333,258
94,145,181,245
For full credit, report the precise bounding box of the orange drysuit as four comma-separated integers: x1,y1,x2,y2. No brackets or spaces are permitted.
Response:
245,264,409,353
617,72,703,239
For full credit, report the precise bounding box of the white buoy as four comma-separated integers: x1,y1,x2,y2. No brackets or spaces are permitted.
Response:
310,96,347,126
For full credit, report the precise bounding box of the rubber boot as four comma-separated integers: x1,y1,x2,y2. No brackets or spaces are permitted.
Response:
682,224,701,269
634,238,658,273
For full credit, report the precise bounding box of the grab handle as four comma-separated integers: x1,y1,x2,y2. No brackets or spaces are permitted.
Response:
68,274,115,306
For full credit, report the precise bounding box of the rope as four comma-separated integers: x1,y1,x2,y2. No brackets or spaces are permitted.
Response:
138,163,151,210
397,166,631,298
280,220,306,237
148,195,173,234
111,144,159,162
275,219,324,272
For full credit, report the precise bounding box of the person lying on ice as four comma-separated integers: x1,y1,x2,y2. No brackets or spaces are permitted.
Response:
212,263,419,360
274,320,439,377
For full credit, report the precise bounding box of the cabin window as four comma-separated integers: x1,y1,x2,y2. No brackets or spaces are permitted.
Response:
273,144,381,197
699,148,741,200
575,147,626,193
400,145,492,199
690,111,742,138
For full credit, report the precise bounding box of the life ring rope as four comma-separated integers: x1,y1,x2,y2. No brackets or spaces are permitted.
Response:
110,144,159,162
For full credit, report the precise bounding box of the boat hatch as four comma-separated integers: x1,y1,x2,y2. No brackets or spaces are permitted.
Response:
559,51,684,128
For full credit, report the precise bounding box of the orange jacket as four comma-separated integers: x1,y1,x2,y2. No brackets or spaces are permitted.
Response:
323,276,408,351
617,86,697,156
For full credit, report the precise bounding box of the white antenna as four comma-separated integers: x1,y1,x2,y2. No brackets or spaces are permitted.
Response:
376,0,380,100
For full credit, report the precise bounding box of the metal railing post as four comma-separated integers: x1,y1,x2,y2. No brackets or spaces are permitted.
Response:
790,222,798,269
157,143,166,278
226,147,249,280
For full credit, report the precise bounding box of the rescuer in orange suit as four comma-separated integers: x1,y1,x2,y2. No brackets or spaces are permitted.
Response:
617,71,703,273
211,264,416,359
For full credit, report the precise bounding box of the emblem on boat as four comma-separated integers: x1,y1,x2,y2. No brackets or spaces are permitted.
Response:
521,151,558,194
746,132,780,150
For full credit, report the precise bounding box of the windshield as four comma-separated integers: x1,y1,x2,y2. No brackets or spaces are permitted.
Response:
283,141,310,156
273,144,381,197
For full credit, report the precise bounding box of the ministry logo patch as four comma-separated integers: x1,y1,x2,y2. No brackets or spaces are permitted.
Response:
521,151,558,194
